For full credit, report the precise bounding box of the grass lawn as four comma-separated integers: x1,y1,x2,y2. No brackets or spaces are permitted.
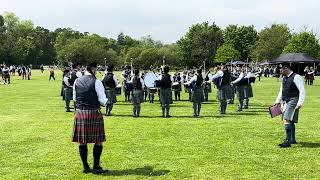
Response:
1,70,320,179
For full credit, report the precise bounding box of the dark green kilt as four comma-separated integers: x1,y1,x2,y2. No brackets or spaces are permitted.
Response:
105,88,117,104
132,89,144,104
217,85,233,101
244,84,253,98
160,88,173,105
64,87,73,101
236,85,245,100
191,87,204,103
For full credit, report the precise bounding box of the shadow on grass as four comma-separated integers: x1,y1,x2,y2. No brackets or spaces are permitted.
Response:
298,142,320,148
99,166,170,177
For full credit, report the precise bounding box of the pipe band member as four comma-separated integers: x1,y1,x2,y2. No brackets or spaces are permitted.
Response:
102,64,118,116
173,73,182,101
72,62,109,174
130,69,145,117
2,66,10,84
207,65,232,114
204,70,212,102
158,65,173,118
63,69,73,112
187,69,204,117
275,64,305,148
231,66,246,112
243,67,255,109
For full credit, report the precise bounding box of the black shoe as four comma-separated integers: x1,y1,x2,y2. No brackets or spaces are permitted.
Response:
278,141,291,148
83,167,92,174
237,109,242,112
92,166,108,174
166,115,172,118
243,106,248,109
66,109,71,112
290,140,297,144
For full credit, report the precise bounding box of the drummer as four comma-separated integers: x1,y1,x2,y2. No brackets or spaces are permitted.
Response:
102,64,118,116
203,70,212,101
173,73,182,101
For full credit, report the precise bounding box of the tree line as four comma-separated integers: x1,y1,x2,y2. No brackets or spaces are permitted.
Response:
1,12,320,69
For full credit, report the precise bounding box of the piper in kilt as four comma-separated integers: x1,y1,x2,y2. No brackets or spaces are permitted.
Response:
63,69,73,112
243,67,255,109
130,69,145,117
102,64,118,116
158,65,173,118
231,66,246,112
275,64,305,148
72,62,109,174
207,65,232,114
173,73,182,101
203,70,212,102
187,69,204,117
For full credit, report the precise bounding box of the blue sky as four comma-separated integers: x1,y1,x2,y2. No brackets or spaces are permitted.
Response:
1,0,319,43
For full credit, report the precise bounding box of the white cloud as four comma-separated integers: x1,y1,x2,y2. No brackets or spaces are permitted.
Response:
1,0,320,43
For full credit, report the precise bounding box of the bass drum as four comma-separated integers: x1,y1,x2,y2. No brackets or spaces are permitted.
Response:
144,72,159,88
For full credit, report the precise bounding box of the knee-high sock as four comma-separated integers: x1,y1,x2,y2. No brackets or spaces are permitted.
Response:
93,145,103,169
193,103,197,115
291,123,296,141
220,101,227,113
198,103,201,115
165,104,170,116
244,98,249,107
162,105,165,116
79,145,89,168
66,100,70,109
285,124,292,141
133,105,137,116
238,99,243,111
137,104,141,116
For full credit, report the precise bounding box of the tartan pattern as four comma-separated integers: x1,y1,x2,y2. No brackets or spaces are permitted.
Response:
160,88,173,105
105,88,117,104
244,84,254,98
64,88,73,101
217,85,233,101
236,85,245,100
191,87,204,103
131,89,144,104
72,109,106,144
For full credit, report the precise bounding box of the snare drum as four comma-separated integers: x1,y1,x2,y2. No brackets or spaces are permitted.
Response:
116,85,122,96
172,82,181,91
148,88,157,94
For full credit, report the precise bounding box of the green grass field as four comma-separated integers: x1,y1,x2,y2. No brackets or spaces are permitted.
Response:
1,70,320,179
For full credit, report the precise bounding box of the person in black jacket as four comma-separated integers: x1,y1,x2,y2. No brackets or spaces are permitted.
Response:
158,66,173,118
102,64,118,116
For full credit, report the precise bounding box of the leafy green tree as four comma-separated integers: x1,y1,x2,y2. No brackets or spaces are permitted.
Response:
178,22,223,67
283,31,320,58
125,46,143,65
56,35,108,66
138,48,161,68
157,44,182,67
215,44,241,64
252,24,291,61
224,25,258,61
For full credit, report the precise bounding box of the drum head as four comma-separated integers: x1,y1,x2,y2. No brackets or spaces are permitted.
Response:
144,73,158,88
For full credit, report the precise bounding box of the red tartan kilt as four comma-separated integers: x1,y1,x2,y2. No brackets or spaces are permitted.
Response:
72,109,106,144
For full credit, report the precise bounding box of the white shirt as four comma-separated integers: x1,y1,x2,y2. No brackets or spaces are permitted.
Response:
232,72,245,84
130,76,145,89
76,71,83,78
208,70,224,83
187,75,198,85
73,72,108,106
102,72,119,87
275,72,305,107
63,76,72,88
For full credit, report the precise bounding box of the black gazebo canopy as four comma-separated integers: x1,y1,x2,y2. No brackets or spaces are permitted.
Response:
271,53,320,64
